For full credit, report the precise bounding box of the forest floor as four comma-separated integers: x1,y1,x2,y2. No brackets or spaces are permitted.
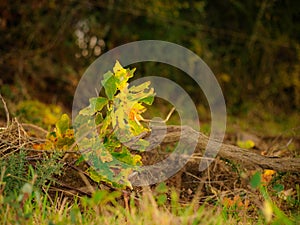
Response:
0,100,299,224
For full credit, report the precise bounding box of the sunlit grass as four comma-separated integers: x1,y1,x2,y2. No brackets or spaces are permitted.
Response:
1,175,299,225
0,184,233,225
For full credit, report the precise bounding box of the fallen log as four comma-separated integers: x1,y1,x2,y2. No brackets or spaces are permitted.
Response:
145,125,300,173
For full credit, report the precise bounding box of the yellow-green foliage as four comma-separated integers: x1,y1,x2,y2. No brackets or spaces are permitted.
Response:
74,61,155,189
15,100,62,129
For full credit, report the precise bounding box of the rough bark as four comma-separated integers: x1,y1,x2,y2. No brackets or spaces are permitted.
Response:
146,125,300,172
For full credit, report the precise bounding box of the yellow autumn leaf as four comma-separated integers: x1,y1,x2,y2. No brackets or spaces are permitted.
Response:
264,169,276,176
129,103,146,121
262,169,276,185
113,60,133,90
262,200,273,223
113,60,126,74
33,143,44,150
237,140,255,149
132,154,142,165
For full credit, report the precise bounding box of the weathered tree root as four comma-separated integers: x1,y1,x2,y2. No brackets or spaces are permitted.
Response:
146,125,300,172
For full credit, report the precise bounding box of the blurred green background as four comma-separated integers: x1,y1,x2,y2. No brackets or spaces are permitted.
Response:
0,0,299,133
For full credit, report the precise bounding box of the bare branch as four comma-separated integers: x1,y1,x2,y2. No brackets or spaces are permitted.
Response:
0,94,10,128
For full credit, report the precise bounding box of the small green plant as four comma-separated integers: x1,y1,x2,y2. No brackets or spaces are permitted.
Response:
0,150,63,197
249,171,297,224
45,113,75,150
154,182,168,206
0,151,27,196
74,61,155,189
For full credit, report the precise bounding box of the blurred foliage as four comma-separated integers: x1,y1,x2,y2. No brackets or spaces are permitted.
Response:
15,100,62,129
0,0,299,119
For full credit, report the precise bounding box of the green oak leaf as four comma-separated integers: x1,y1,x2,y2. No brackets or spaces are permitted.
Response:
140,95,155,105
250,172,262,189
101,71,117,99
89,97,108,112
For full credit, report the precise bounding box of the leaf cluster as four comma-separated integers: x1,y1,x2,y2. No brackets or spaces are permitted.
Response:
74,61,155,188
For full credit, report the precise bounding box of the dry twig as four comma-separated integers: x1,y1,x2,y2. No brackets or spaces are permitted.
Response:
0,94,10,128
